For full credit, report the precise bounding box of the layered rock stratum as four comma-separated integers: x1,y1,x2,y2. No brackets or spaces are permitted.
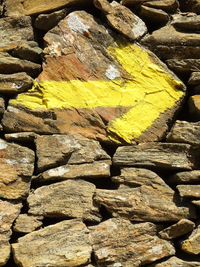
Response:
1,0,200,266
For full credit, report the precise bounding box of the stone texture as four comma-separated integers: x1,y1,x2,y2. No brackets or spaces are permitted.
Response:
172,13,200,31
113,143,198,171
27,179,101,222
159,219,195,240
12,220,92,267
167,120,200,145
180,0,200,14
112,167,173,195
5,132,37,143
0,73,33,94
142,14,200,60
0,97,5,119
188,95,200,119
13,214,43,233
34,8,71,31
4,0,91,16
94,0,147,40
192,200,200,207
4,10,185,144
0,52,41,77
168,170,200,184
151,256,200,266
33,160,111,182
181,224,200,255
95,184,195,222
188,72,200,86
90,218,175,266
122,0,178,12
140,5,169,25
167,59,200,75
0,139,35,200
35,134,110,173
0,200,22,266
177,185,200,198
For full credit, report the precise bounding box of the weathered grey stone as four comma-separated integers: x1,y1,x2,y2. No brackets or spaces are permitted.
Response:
112,167,173,196
167,120,200,145
94,0,147,40
167,59,200,75
12,220,92,267
90,218,175,266
5,132,37,143
177,185,200,198
181,224,200,255
188,72,200,86
122,0,178,12
0,139,35,200
95,184,195,222
159,219,195,240
0,200,22,266
188,95,200,119
168,170,200,184
142,17,200,60
150,256,200,266
0,52,41,77
140,5,169,25
172,13,200,31
28,179,101,222
33,160,111,182
113,143,198,171
13,214,43,234
0,73,33,94
35,134,110,173
34,8,72,31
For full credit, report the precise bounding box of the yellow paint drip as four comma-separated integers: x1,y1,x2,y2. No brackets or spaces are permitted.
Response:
11,43,184,143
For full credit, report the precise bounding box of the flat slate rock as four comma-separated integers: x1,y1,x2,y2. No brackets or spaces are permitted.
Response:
13,214,43,234
159,219,195,240
168,170,200,184
90,218,175,266
139,5,169,25
12,220,92,267
0,138,35,200
181,224,200,255
27,179,101,222
177,185,200,198
95,184,195,222
142,14,200,60
113,143,198,171
188,72,200,86
150,256,200,266
167,59,200,75
35,134,110,173
0,200,22,266
3,10,185,144
188,95,200,119
167,120,200,145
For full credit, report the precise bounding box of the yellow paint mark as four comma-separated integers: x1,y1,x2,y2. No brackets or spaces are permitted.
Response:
10,43,184,143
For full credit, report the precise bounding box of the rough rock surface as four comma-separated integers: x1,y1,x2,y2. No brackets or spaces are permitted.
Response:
0,73,33,94
113,143,198,170
167,120,200,145
94,0,147,40
3,10,185,144
139,5,169,25
177,185,200,198
13,214,43,233
27,179,101,222
0,139,34,200
90,218,175,266
181,224,200,255
151,256,200,266
0,200,22,266
35,134,110,173
12,220,92,267
188,95,200,119
95,184,194,222
189,72,200,86
168,170,200,184
159,219,195,240
167,59,200,76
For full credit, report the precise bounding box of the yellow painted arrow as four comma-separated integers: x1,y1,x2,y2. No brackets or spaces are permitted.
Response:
11,43,184,143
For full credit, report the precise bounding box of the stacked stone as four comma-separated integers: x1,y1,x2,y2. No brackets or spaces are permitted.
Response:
0,0,200,266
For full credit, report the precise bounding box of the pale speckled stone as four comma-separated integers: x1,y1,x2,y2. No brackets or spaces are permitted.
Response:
181,224,200,255
13,214,43,233
12,219,92,267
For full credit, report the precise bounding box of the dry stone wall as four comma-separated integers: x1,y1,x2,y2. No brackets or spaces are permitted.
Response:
1,0,200,266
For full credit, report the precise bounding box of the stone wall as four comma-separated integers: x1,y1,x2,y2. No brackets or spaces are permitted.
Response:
1,0,200,266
